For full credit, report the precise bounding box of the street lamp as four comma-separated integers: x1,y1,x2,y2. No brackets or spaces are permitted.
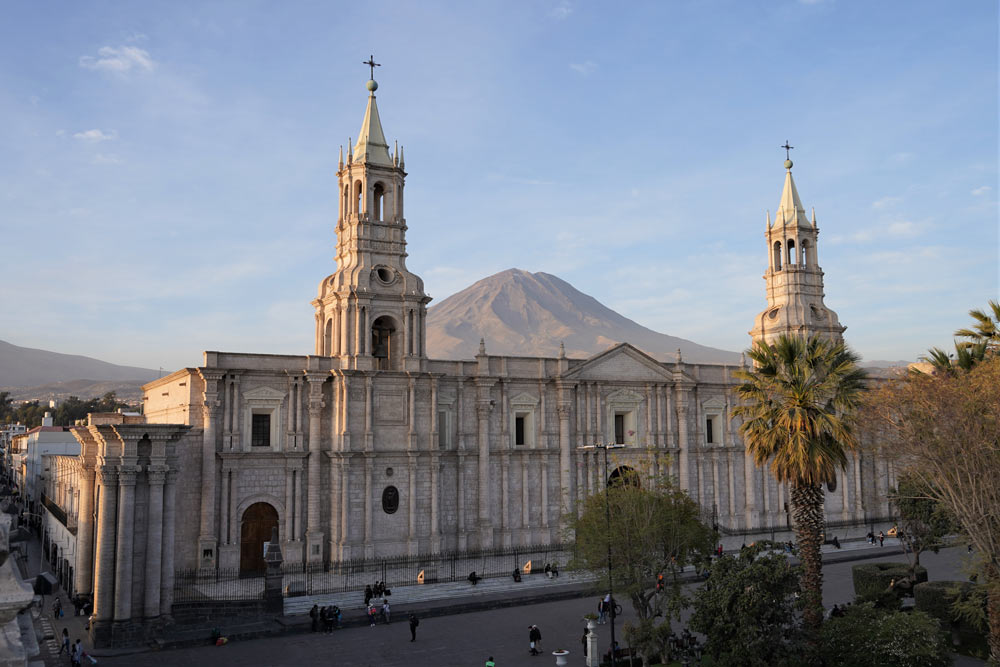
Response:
579,442,626,667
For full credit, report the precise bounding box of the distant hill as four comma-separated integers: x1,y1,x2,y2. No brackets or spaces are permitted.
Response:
0,339,158,389
426,269,741,363
1,379,147,403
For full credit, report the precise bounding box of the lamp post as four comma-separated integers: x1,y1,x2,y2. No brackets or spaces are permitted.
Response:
579,442,625,666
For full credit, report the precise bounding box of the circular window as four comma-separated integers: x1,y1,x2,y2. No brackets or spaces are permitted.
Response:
375,267,394,284
382,486,399,514
768,308,780,320
385,467,394,477
826,475,837,493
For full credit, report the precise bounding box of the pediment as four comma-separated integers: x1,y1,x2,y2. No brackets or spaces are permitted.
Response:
242,386,287,402
702,396,726,410
565,343,673,382
509,392,539,407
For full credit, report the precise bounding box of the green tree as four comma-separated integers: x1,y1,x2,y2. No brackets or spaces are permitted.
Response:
820,602,950,667
569,464,714,665
889,476,954,573
862,356,1000,663
733,334,867,639
921,340,988,375
690,543,803,667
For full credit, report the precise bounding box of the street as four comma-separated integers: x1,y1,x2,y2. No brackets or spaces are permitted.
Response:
60,546,979,667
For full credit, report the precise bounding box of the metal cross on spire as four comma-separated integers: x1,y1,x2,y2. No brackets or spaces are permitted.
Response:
781,141,794,160
363,55,381,80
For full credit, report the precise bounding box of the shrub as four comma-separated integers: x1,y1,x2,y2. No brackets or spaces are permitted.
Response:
914,581,989,659
821,602,950,667
852,562,927,600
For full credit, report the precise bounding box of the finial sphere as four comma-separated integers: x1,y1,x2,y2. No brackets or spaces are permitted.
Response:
367,79,378,92
784,159,793,169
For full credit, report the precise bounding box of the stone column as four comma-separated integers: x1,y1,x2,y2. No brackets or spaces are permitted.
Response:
198,369,223,571
456,452,467,551
74,467,96,596
113,466,137,622
676,389,691,492
430,454,440,550
476,394,493,548
92,466,118,623
407,453,417,554
557,401,572,523
305,375,326,564
500,453,510,546
363,454,374,557
339,456,350,560
159,470,177,616
143,466,167,618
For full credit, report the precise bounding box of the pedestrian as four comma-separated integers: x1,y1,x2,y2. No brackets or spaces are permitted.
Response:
331,604,342,629
598,596,607,624
381,598,391,624
364,584,373,606
485,657,496,667
878,531,885,547
866,531,874,545
58,628,70,655
53,597,62,618
72,639,83,667
408,613,419,641
368,604,377,627
528,624,542,655
309,604,319,632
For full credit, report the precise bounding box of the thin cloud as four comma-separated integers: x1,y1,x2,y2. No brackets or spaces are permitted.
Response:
550,1,573,20
569,61,597,76
79,45,154,74
871,195,901,210
73,129,117,143
971,185,992,196
92,153,123,165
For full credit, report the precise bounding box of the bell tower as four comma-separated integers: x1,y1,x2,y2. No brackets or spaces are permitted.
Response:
750,153,845,345
313,62,430,371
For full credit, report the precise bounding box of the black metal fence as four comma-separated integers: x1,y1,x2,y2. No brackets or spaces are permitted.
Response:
174,542,573,603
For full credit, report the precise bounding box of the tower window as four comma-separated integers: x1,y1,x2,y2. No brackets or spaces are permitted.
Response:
787,239,796,265
252,414,271,448
773,241,782,271
354,180,363,217
515,416,526,445
706,417,714,444
801,240,811,266
614,414,625,444
373,182,385,221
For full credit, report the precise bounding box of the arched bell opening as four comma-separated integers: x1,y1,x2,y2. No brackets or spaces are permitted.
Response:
607,466,641,489
371,315,401,371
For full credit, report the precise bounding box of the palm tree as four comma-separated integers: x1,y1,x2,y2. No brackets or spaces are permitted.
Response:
733,334,867,638
954,299,1000,353
922,340,988,375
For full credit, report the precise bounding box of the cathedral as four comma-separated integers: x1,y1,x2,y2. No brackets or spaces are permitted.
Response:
65,72,893,644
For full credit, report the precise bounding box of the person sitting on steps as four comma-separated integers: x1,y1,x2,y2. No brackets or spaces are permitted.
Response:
468,571,481,585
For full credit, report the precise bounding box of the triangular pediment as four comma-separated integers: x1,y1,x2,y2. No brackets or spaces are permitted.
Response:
242,386,287,401
565,343,673,382
509,392,539,407
702,396,726,410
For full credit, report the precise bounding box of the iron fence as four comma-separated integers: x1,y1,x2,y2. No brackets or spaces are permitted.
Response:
173,542,573,603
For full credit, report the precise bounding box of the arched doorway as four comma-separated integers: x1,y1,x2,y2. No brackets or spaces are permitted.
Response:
607,466,641,488
240,502,279,574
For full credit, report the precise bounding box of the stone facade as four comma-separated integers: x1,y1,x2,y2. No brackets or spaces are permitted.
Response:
70,76,897,645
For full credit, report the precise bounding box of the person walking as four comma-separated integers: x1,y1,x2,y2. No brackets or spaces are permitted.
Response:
58,628,70,656
368,604,377,627
528,624,542,655
381,598,391,624
71,639,83,667
408,613,419,641
878,531,885,547
364,584,373,606
309,604,319,632
597,597,606,624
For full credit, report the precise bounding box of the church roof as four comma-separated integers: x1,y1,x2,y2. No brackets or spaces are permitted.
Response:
352,84,393,167
773,162,810,229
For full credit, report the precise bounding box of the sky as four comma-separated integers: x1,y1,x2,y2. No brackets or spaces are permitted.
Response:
1,1,997,372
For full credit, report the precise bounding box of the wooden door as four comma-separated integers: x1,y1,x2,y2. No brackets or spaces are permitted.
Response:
239,502,279,573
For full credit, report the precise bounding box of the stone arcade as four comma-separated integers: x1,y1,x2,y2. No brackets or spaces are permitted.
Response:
68,75,895,645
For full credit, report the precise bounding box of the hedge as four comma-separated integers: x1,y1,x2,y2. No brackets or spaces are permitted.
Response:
913,581,989,660
852,562,928,600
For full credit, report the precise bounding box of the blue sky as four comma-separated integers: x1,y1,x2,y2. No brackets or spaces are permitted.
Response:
1,1,996,371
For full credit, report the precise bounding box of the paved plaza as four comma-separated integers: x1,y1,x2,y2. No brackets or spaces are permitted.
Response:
24,544,981,667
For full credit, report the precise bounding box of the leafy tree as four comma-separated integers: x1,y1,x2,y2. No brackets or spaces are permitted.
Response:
820,602,950,667
733,334,867,641
889,476,955,572
862,356,1000,663
921,340,988,375
569,463,714,665
690,543,803,667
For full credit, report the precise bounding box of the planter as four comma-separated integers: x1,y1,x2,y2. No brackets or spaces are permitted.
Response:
552,649,569,665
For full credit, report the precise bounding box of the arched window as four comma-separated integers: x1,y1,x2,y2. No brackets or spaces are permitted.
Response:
354,180,363,218
801,239,811,266
371,315,399,370
324,318,333,356
787,239,796,265
373,182,384,221
607,466,641,488
773,241,782,271
342,185,349,220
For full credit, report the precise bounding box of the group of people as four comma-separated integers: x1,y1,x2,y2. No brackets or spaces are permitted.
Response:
57,629,87,666
363,581,390,605
367,598,391,626
308,604,342,633
866,531,887,546
596,594,617,624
